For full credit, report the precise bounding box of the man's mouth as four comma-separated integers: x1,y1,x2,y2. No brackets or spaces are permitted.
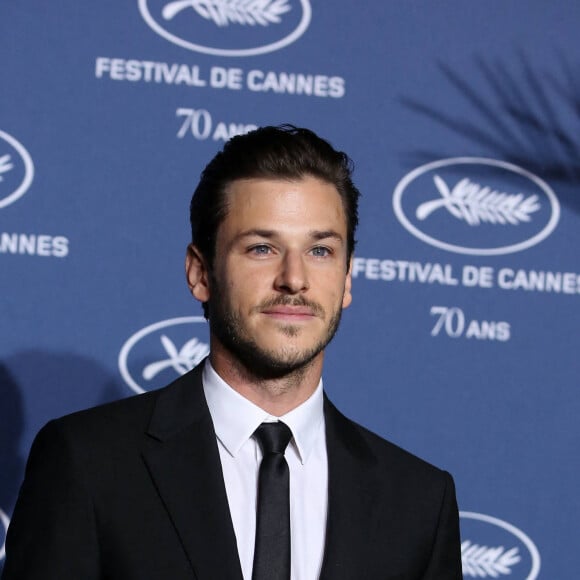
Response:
261,305,316,321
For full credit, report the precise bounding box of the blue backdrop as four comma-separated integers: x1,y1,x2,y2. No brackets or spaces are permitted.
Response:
2,2,579,577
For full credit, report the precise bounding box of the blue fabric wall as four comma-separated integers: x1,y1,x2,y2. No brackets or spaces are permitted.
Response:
2,2,579,577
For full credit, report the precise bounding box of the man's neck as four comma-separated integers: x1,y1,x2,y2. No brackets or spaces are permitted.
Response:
209,347,323,416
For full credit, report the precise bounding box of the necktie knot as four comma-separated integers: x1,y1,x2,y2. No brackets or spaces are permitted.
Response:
254,421,292,456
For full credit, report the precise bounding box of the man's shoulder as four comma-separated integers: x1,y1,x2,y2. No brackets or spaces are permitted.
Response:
52,385,158,436
41,364,205,446
324,397,451,485
357,419,447,477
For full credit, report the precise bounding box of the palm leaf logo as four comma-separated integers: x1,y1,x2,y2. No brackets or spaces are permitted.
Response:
142,335,209,380
416,174,540,226
462,540,521,577
0,154,13,183
162,0,291,27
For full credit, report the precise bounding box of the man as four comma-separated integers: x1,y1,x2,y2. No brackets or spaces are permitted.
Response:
3,125,462,579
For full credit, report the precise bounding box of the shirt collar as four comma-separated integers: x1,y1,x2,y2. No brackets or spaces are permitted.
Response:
202,360,324,465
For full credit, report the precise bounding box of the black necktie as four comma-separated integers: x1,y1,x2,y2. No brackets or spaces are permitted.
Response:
252,421,293,580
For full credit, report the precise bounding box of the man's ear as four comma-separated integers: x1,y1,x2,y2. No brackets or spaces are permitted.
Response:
185,244,210,303
342,256,353,309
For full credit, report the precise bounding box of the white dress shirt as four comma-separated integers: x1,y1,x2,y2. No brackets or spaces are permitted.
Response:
202,361,328,580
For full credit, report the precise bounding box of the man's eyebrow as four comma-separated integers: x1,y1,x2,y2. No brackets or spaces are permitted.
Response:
236,229,276,240
309,230,344,243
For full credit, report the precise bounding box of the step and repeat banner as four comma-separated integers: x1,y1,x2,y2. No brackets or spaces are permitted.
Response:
1,2,579,577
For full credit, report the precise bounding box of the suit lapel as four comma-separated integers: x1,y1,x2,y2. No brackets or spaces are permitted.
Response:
140,370,394,579
319,397,384,580
142,363,243,580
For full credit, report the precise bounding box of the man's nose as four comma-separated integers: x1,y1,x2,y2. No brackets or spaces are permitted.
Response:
274,252,309,294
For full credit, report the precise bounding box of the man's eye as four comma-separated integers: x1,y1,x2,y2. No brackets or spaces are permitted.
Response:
311,246,331,257
250,245,271,255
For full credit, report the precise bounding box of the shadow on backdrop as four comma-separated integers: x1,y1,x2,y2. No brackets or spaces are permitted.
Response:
0,364,24,573
0,351,124,573
400,53,580,212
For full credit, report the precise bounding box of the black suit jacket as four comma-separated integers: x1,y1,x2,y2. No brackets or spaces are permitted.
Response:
3,363,461,579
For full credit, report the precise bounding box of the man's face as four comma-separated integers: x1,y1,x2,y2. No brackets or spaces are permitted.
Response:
191,176,352,378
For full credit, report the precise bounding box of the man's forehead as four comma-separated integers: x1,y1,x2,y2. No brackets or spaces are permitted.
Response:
224,176,343,209
215,176,348,242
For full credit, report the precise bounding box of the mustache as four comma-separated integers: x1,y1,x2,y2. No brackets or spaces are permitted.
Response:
255,295,325,318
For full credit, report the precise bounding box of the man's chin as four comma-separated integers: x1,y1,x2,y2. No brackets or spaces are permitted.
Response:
237,345,321,380
261,318,318,339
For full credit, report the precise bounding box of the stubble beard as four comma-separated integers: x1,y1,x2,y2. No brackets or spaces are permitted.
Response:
208,289,343,381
